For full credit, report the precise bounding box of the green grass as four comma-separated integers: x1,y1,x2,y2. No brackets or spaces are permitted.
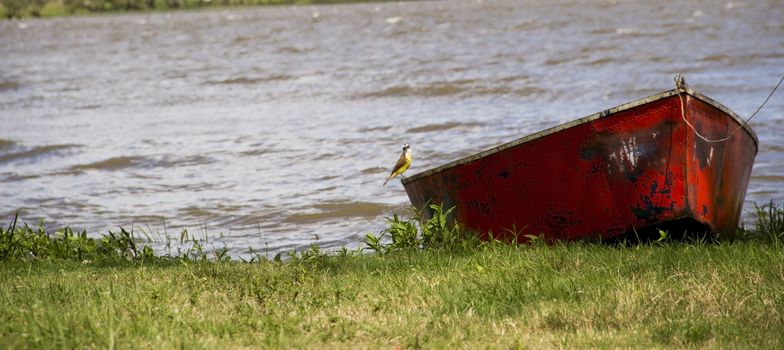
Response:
39,1,69,17
1,203,783,348
2,241,783,348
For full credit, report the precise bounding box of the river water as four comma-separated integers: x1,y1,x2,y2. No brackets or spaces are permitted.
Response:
1,0,783,257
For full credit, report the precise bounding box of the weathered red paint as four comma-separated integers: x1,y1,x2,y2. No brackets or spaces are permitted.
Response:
402,88,757,241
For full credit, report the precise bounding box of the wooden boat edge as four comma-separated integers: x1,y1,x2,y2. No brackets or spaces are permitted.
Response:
402,88,759,184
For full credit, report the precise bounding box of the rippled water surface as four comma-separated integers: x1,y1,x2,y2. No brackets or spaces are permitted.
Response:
1,0,783,256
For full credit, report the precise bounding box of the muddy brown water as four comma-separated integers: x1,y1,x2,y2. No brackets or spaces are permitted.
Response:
1,0,783,257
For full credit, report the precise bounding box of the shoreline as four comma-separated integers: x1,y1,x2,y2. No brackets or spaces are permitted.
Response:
2,235,783,347
0,0,408,20
2,203,783,347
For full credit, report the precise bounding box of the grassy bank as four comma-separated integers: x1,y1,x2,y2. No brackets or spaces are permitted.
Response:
2,240,784,348
0,0,403,19
1,204,783,348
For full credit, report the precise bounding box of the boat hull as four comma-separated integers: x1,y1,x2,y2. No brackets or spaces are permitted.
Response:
402,89,757,241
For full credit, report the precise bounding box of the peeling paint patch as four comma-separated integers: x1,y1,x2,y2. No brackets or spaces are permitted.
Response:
580,147,596,160
543,212,580,234
694,141,717,169
630,196,673,223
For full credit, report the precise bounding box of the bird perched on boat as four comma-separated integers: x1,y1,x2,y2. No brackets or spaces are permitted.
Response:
383,144,412,186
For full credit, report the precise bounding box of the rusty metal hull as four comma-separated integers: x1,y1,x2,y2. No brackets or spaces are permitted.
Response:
402,89,758,241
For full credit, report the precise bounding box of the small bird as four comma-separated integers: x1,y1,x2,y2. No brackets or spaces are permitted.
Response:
383,144,412,186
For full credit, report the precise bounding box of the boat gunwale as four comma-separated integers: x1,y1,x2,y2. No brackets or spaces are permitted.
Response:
402,88,759,184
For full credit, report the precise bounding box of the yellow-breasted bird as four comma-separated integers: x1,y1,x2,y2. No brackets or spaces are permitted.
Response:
383,144,412,186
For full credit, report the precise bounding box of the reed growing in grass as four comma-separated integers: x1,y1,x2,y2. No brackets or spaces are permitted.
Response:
1,203,783,348
0,212,229,263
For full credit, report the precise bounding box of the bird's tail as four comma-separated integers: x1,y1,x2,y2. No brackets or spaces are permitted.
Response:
383,175,392,186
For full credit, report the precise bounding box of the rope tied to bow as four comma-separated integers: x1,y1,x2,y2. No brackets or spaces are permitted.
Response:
674,72,784,143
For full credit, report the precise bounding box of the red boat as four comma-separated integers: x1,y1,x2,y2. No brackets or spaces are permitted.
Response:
402,79,758,241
